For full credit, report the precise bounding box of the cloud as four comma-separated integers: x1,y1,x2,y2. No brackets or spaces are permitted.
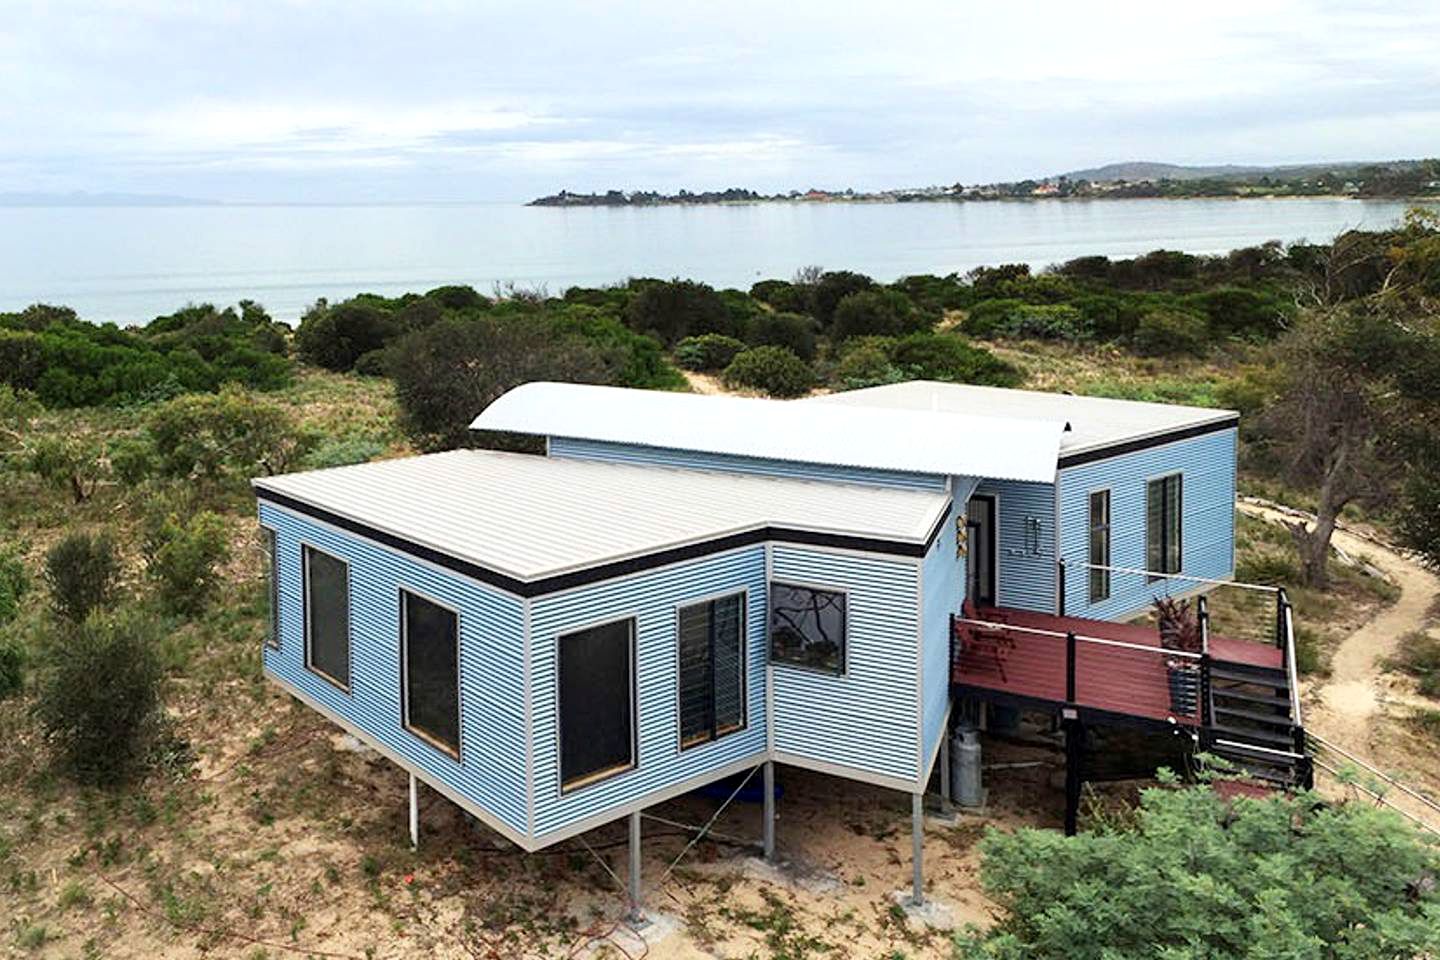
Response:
0,0,1435,201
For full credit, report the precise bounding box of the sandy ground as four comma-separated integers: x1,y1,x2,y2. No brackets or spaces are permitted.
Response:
1237,498,1440,831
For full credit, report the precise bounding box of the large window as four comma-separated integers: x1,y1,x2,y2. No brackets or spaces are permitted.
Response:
677,593,745,749
1088,490,1111,603
263,528,279,649
559,618,635,790
769,582,846,674
303,545,351,690
401,590,461,757
1146,474,1183,578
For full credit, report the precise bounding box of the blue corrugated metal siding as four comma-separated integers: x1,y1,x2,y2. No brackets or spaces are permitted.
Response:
770,546,921,785
259,504,530,836
549,437,948,492
974,479,1057,612
528,547,768,839
920,496,963,773
1057,428,1237,620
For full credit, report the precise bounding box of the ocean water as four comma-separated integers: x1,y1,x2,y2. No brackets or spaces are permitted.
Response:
0,197,1414,324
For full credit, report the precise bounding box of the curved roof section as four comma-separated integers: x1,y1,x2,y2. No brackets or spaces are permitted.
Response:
470,382,1065,483
807,381,1237,459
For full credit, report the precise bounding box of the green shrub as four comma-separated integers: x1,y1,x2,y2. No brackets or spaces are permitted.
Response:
390,314,619,452
43,531,120,624
1180,286,1291,339
1133,308,1210,356
624,280,736,346
749,279,810,314
1293,623,1326,675
1389,632,1440,697
955,779,1440,959
423,285,489,311
830,289,926,341
834,339,905,390
107,435,160,486
721,346,815,398
0,635,22,701
749,312,818,361
352,348,391,378
303,436,386,469
26,434,105,503
962,298,1025,337
888,332,1021,386
810,271,876,326
1237,549,1299,586
33,608,166,785
0,543,28,625
674,334,747,372
142,511,230,615
294,300,400,372
147,385,314,482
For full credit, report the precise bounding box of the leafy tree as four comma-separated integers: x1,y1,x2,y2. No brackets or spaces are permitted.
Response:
294,299,400,371
26,434,106,503
749,279,811,314
43,531,120,624
722,346,815,398
810,271,876,327
889,332,1020,386
389,315,620,451
142,511,230,615
830,289,927,341
623,279,735,346
424,284,489,311
145,385,314,483
954,778,1440,959
33,608,167,786
749,311,818,360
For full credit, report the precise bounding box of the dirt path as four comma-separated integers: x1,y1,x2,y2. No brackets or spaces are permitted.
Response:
1237,497,1440,731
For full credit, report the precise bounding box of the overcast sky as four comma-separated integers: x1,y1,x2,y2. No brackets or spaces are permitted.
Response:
3,0,1437,203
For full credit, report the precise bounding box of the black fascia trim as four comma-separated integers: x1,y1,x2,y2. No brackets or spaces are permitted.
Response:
254,487,929,599
1057,416,1239,469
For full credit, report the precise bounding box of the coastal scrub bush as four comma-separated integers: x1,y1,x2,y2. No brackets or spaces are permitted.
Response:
624,279,736,346
830,289,927,341
749,312,818,361
1389,632,1440,697
722,346,815,398
294,300,400,372
810,271,876,327
953,778,1440,959
962,298,1026,338
26,434,106,504
0,636,21,701
674,334,746,372
423,285,489,311
834,338,905,390
34,608,166,786
390,314,618,451
749,279,810,314
0,543,27,625
146,385,314,482
142,511,230,615
888,332,1021,386
962,300,1088,341
43,531,120,625
1132,308,1209,356
1180,286,1291,339
302,436,386,469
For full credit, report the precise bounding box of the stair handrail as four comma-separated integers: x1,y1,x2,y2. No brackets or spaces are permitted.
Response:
1311,756,1440,837
1307,731,1440,821
1278,593,1303,735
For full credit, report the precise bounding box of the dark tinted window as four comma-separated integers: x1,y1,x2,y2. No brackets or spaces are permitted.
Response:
1088,490,1111,602
264,528,279,649
304,546,350,689
559,619,634,789
769,583,846,674
678,593,745,748
403,591,460,755
1146,475,1183,578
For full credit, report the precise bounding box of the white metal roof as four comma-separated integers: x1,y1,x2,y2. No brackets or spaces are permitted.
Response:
254,450,950,584
807,381,1237,457
470,382,1065,483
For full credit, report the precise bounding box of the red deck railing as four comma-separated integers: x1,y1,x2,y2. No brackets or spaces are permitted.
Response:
952,606,1206,727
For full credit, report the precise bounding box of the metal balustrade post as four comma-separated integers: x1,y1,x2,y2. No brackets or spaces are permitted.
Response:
1057,561,1066,617
1065,631,1077,704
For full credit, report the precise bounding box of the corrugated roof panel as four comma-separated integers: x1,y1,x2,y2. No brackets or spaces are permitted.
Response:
807,380,1237,456
469,382,1064,484
253,450,950,583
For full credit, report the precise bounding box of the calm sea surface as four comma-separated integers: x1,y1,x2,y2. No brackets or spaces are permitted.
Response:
0,198,1414,324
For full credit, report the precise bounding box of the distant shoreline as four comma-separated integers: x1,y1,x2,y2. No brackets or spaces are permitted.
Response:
527,193,1435,209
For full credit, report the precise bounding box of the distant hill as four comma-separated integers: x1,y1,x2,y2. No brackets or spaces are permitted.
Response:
1061,159,1426,183
0,191,218,207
